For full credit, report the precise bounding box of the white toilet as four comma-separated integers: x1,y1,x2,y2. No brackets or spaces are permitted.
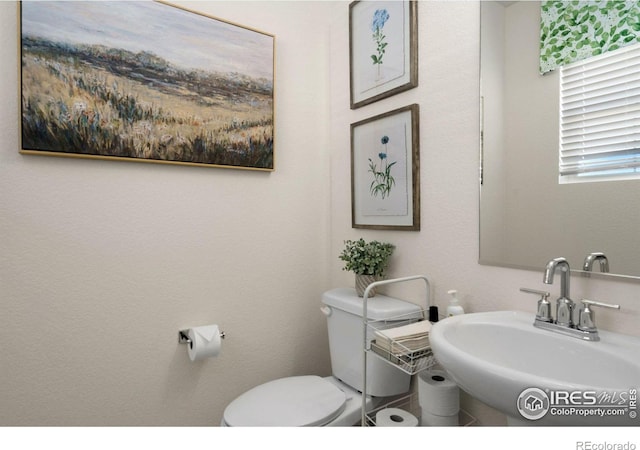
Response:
221,287,423,426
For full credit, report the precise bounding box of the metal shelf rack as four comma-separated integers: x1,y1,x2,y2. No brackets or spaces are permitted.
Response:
364,393,477,427
360,275,437,426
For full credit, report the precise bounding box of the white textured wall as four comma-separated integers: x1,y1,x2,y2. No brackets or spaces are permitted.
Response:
0,0,332,426
329,1,640,425
2,0,640,429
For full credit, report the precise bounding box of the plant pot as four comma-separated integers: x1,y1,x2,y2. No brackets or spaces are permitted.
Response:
355,274,380,297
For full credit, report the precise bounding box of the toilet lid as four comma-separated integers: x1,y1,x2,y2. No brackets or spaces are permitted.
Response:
223,375,347,426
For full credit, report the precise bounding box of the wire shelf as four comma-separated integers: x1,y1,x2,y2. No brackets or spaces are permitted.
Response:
365,393,477,427
366,311,436,375
369,336,436,375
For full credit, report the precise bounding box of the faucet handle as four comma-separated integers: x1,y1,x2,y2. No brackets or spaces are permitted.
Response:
520,288,552,322
577,299,621,332
581,299,620,310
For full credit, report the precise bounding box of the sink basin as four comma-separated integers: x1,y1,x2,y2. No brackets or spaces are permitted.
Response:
430,311,640,426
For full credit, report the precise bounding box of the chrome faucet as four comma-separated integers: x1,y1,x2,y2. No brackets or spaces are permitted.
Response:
520,257,621,341
583,252,609,272
521,289,621,341
543,257,574,327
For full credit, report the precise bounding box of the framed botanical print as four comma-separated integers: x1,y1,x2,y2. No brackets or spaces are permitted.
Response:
349,0,418,109
351,104,420,230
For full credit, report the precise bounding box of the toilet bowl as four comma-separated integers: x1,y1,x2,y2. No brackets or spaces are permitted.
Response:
221,288,423,426
221,375,379,427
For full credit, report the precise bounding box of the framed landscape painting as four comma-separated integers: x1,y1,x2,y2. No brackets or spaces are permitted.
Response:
20,1,275,171
349,0,417,109
351,104,420,230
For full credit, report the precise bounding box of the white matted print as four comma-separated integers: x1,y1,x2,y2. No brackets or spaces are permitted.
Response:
351,104,420,230
349,1,417,109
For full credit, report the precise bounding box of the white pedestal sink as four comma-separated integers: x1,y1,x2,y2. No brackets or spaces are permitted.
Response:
430,311,640,426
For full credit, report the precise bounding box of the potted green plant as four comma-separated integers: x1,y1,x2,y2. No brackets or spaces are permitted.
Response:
339,238,395,297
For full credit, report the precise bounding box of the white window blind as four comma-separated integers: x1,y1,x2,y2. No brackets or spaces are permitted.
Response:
559,43,640,182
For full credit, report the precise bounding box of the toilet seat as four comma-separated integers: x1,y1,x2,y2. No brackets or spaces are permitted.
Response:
222,375,347,426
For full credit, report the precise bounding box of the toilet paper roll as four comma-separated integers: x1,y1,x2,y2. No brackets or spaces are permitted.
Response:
418,369,460,416
375,408,419,427
420,409,459,427
187,325,222,361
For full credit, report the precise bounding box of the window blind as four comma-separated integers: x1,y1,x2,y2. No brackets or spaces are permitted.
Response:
559,43,640,181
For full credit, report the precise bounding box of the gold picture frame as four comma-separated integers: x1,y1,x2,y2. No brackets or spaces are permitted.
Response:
20,1,275,171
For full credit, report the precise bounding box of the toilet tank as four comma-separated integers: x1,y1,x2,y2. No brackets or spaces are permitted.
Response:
321,288,424,397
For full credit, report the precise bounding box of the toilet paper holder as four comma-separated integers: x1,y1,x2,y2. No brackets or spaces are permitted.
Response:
178,329,226,348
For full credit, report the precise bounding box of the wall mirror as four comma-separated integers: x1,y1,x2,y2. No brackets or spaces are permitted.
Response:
479,1,640,281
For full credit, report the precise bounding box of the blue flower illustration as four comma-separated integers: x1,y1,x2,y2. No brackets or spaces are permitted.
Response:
371,9,390,32
368,135,396,199
371,9,390,68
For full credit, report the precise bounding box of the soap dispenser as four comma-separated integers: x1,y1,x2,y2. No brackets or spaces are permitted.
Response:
446,290,465,316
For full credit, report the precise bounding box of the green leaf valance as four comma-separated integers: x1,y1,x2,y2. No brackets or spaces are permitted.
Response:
539,0,640,74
